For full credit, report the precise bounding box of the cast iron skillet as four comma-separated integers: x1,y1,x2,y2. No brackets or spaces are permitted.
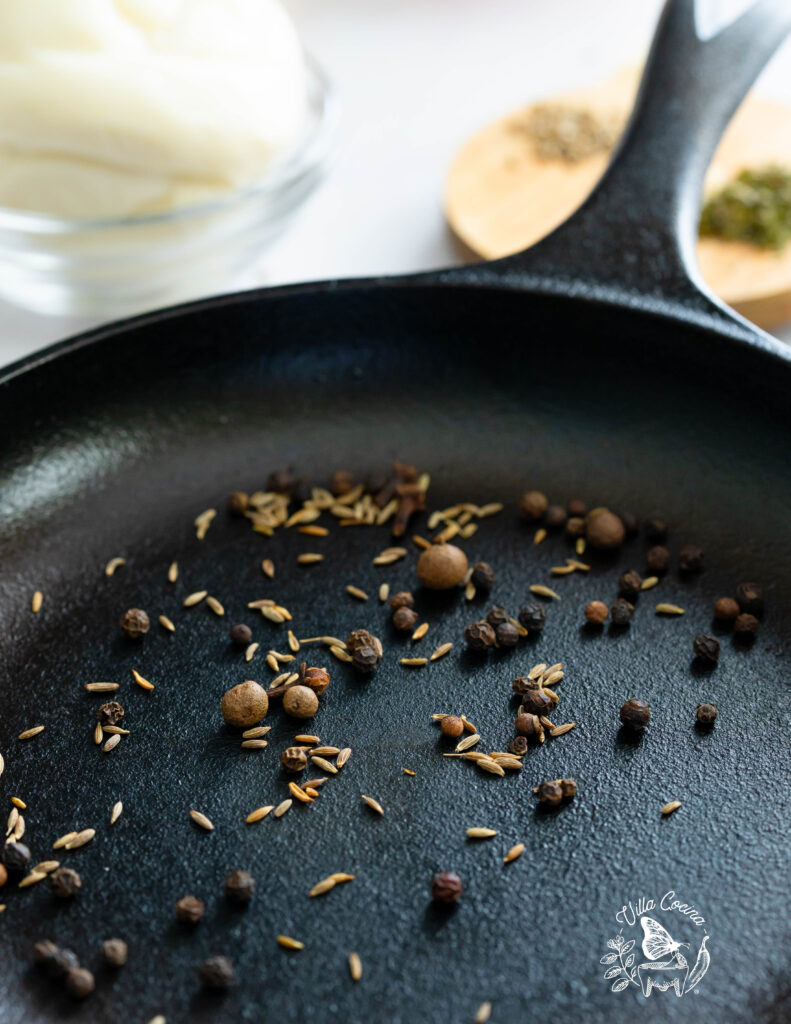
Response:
3,2,791,1022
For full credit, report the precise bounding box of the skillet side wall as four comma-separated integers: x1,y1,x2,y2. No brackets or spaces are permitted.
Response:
1,284,790,1024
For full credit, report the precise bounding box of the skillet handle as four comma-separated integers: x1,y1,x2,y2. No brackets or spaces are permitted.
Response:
464,0,791,320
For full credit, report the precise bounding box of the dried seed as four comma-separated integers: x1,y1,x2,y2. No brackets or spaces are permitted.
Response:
103,734,121,753
297,553,324,565
543,687,559,703
641,576,659,590
346,585,369,601
656,603,685,615
18,871,47,888
6,807,18,834
544,670,564,685
349,952,363,981
274,799,293,818
287,631,300,653
289,783,312,803
245,642,259,663
268,650,294,664
361,794,384,815
248,598,276,609
277,935,304,950
320,636,347,648
12,815,25,841
52,832,79,850
464,580,476,601
528,662,547,679
104,557,126,577
65,828,95,849
475,1002,492,1024
303,778,328,790
132,669,154,691
11,797,25,810
294,734,319,744
298,525,329,537
549,723,576,737
194,508,216,539
504,843,525,864
534,528,547,545
336,748,351,769
331,646,353,662
310,756,338,775
428,642,452,662
183,590,207,608
550,565,576,575
32,860,59,874
267,654,279,671
576,537,586,555
309,877,336,897
566,558,591,571
206,596,225,616
466,827,497,839
491,757,523,770
262,607,286,624
110,802,123,825
411,622,429,641
662,801,682,816
477,760,506,777
460,714,478,733
412,534,431,550
168,561,178,582
31,591,43,613
189,810,214,831
242,726,271,739
403,768,416,776
241,740,269,750
379,583,390,602
18,726,44,741
400,657,428,667
0,754,4,779
158,615,175,632
310,746,340,756
85,683,120,696
455,733,481,753
246,806,274,823
103,726,129,735
529,584,561,600
262,559,275,579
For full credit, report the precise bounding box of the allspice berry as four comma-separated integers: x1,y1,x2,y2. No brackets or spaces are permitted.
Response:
200,955,235,990
620,698,650,729
734,612,760,638
102,939,128,967
585,508,625,550
49,866,81,899
393,606,419,632
440,715,464,739
736,581,764,616
565,516,585,538
282,685,319,719
696,702,718,726
224,870,255,905
416,544,468,590
120,608,150,639
545,505,568,529
693,633,720,664
464,621,496,650
389,591,415,611
470,562,495,591
229,623,253,647
281,746,308,772
714,596,740,621
175,895,204,924
646,545,670,574
585,600,608,625
518,490,548,521
304,667,330,695
679,544,704,573
567,498,587,517
221,680,269,728
431,871,463,904
536,780,563,807
65,968,95,999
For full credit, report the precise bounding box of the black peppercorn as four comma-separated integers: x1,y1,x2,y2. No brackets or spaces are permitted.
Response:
47,948,79,980
227,490,249,516
389,591,415,611
346,629,382,655
120,607,150,639
736,582,764,616
470,561,496,591
102,939,128,967
734,612,760,637
49,866,81,899
464,621,496,650
620,698,650,729
230,623,253,647
696,703,718,726
431,871,463,904
545,504,568,529
567,498,587,518
97,700,124,726
508,735,529,756
714,596,740,621
392,606,419,632
618,570,643,599
518,601,546,632
33,940,59,965
518,490,548,521
645,516,668,542
352,646,381,673
224,870,255,905
65,968,95,999
495,622,519,648
536,780,563,807
611,599,635,626
200,955,235,989
280,746,308,773
521,688,552,715
175,895,204,924
2,841,31,874
560,778,578,798
485,606,509,627
646,545,670,574
693,633,720,664
679,544,704,573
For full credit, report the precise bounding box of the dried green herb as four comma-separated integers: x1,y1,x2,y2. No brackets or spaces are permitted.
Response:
700,166,791,249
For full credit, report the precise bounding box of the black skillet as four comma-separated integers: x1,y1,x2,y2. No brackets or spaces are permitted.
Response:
3,2,791,1022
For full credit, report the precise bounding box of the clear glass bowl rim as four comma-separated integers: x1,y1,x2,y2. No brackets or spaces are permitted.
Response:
0,54,338,236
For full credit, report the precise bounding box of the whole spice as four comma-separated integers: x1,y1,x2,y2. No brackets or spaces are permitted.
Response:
416,544,468,590
227,490,249,515
495,622,519,647
33,939,59,965
646,545,671,574
280,746,308,773
515,712,544,741
518,490,548,521
518,602,546,633
679,544,704,573
331,469,355,496
536,780,563,807
566,515,585,537
389,591,414,611
1,842,31,875
521,689,552,715
102,939,128,967
282,685,319,719
470,562,496,590
611,599,635,626
440,715,464,739
346,629,382,656
229,623,253,647
714,596,740,621
200,955,235,990
584,601,608,625
431,871,463,904
560,778,578,798
221,681,269,728
175,895,204,924
49,866,81,899
734,612,760,638
618,570,643,599
736,582,764,616
545,505,567,529
97,701,124,726
393,606,419,632
0,864,6,888
225,870,255,905
620,698,650,729
486,606,509,627
352,646,381,674
585,508,625,550
267,468,294,493
304,667,330,695
567,498,587,517
47,948,80,980
512,675,538,696
696,702,718,726
645,516,668,542
464,621,496,651
65,968,95,999
508,735,529,756
693,633,720,664
120,608,150,639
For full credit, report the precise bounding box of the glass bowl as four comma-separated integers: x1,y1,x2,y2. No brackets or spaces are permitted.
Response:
0,58,339,318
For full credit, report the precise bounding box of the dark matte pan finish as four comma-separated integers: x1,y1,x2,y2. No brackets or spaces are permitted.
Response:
2,3,791,1022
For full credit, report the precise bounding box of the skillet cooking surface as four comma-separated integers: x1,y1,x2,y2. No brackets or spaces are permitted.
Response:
2,284,791,1023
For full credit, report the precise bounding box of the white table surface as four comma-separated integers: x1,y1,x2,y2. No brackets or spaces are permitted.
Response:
2,0,790,368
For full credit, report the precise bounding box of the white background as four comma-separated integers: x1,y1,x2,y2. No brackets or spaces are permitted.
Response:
2,0,790,367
